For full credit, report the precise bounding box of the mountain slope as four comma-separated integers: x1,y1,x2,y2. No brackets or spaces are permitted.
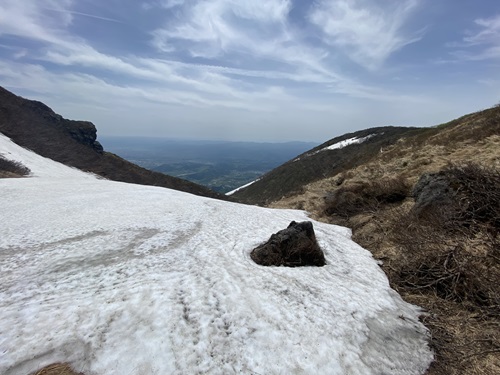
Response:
0,86,226,200
231,126,426,205
0,134,432,375
233,107,500,207
244,106,500,375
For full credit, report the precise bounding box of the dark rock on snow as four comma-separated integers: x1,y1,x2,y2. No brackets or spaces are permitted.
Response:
251,221,326,267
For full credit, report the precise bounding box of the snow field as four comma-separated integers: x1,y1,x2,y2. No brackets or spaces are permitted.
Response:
0,134,433,374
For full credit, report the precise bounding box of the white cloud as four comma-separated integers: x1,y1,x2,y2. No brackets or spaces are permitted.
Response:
151,0,288,56
465,15,500,45
3,0,484,142
231,1,291,23
142,0,184,11
150,0,294,59
149,0,392,97
0,0,73,43
160,0,185,9
309,0,423,70
454,14,500,60
0,0,404,109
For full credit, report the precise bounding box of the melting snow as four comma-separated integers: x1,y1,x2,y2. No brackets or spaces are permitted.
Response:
319,134,376,153
0,134,432,375
225,179,259,196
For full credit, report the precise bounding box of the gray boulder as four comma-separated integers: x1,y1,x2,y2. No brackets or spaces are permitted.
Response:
412,171,454,217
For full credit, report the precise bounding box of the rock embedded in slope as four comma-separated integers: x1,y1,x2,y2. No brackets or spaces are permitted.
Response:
412,171,453,217
251,221,326,267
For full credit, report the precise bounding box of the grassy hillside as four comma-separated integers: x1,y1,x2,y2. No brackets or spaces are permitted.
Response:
0,86,227,200
231,126,429,205
265,106,500,375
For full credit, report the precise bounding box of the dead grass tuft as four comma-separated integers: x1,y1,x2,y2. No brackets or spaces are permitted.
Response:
32,363,83,375
0,155,31,177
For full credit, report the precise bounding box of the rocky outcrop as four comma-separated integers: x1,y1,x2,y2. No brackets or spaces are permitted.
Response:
64,120,103,153
251,221,326,267
19,96,103,153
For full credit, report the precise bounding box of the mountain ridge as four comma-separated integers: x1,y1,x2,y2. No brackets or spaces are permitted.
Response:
0,86,227,201
231,125,427,205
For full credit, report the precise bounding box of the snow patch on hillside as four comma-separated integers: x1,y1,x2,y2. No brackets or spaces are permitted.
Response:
321,134,376,152
0,133,432,375
225,179,259,195
293,134,377,162
0,133,95,179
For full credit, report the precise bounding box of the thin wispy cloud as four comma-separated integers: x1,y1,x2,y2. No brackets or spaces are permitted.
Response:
150,0,293,56
0,0,72,44
309,0,424,70
451,14,500,61
148,0,373,96
0,0,497,141
45,8,123,24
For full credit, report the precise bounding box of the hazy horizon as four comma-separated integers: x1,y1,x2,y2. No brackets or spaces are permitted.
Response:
98,134,321,144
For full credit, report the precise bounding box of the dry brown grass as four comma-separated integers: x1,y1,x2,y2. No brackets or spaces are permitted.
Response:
323,176,409,218
343,165,500,374
0,155,31,177
32,363,82,375
269,113,500,375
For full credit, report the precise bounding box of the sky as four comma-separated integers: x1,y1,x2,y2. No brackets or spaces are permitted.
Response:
0,0,499,142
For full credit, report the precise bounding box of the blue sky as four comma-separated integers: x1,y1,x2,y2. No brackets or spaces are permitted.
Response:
0,0,499,142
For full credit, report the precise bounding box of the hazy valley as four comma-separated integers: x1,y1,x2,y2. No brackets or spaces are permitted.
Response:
100,137,317,193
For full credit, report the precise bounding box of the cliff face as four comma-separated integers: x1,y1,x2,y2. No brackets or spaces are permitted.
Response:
5,91,103,153
64,120,103,152
0,86,227,200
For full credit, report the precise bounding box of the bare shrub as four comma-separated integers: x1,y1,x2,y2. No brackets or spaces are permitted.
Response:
441,163,500,233
0,155,31,177
412,163,500,235
385,164,500,374
392,163,500,311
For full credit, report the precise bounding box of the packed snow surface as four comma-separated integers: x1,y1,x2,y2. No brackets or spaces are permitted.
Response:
0,134,433,375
